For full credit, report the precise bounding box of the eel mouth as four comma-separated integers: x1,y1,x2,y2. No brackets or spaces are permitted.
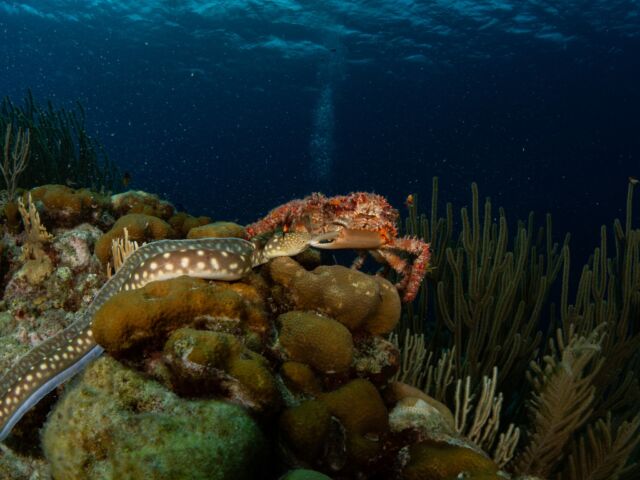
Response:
309,228,384,250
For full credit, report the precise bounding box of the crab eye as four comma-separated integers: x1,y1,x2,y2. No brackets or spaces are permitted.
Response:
283,224,290,233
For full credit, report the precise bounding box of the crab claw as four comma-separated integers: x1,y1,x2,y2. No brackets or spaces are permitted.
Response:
309,228,385,250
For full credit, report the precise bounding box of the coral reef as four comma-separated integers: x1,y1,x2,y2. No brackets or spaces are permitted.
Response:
0,181,639,480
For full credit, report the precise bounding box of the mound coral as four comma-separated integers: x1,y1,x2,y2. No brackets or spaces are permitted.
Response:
268,257,401,334
280,469,333,480
275,310,354,374
400,440,500,480
110,190,175,219
280,379,389,473
92,276,254,354
321,379,389,468
168,211,211,237
94,213,175,264
186,221,248,240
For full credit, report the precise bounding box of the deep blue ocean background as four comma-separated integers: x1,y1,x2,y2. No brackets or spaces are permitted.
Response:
1,1,639,263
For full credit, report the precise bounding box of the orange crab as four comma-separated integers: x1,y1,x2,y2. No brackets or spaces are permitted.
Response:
246,192,430,302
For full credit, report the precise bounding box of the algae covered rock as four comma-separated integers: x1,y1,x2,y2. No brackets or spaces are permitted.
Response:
0,446,50,479
42,356,267,480
280,469,333,480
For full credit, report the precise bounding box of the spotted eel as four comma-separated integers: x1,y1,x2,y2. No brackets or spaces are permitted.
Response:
0,233,318,440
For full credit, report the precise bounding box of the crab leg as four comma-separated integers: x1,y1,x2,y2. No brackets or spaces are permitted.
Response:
387,236,431,302
309,228,385,250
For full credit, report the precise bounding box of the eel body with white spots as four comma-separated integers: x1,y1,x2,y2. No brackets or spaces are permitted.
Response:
0,233,314,441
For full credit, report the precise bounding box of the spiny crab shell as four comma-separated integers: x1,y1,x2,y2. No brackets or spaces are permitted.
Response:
246,192,430,302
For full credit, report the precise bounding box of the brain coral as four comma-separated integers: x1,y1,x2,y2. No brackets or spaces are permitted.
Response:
42,356,267,480
268,257,401,334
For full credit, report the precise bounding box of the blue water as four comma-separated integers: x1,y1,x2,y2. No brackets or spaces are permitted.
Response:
1,1,639,261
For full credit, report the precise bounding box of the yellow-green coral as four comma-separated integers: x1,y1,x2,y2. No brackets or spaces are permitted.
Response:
276,310,354,374
42,356,266,480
